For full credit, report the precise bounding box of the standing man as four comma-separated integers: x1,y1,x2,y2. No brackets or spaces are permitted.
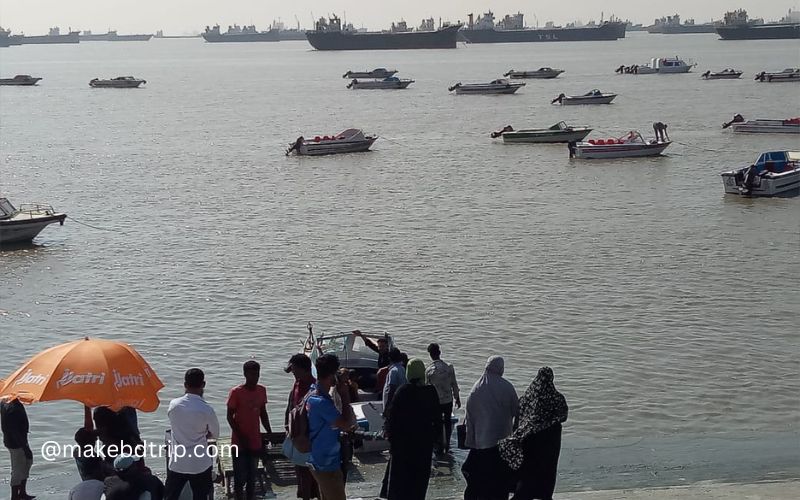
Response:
382,348,407,416
1,398,34,500
425,343,461,454
227,360,271,500
165,368,220,500
306,354,356,500
284,354,318,500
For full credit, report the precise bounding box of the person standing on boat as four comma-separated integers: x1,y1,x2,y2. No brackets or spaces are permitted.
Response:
462,356,519,500
425,343,461,454
384,358,441,500
353,330,391,368
1,398,34,500
227,360,272,500
499,367,568,500
284,354,319,500
306,354,356,500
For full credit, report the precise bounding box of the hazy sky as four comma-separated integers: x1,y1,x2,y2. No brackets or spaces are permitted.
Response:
1,1,798,34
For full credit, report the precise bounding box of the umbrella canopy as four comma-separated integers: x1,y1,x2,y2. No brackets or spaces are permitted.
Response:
0,338,164,412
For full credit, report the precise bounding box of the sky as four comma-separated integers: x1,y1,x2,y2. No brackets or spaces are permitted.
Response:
0,0,798,35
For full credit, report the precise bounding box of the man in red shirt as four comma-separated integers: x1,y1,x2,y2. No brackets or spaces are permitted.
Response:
227,360,272,500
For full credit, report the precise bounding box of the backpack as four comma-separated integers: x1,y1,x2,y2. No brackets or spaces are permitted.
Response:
287,392,313,453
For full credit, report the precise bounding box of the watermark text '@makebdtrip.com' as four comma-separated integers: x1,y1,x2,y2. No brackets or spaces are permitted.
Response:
39,441,239,462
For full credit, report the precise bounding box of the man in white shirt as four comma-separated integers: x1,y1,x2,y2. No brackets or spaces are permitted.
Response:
425,343,461,454
165,368,220,500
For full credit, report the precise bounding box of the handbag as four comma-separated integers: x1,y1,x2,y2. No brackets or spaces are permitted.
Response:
456,423,468,450
281,436,311,466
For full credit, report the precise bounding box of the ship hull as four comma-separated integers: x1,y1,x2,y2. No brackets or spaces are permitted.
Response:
660,25,717,34
460,22,625,43
306,25,461,50
81,34,153,42
716,23,800,40
14,33,80,44
202,31,280,43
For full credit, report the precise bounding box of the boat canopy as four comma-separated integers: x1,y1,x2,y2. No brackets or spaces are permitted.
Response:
753,151,799,172
0,198,16,218
549,121,569,130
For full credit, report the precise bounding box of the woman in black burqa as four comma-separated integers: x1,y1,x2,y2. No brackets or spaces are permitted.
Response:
499,366,568,500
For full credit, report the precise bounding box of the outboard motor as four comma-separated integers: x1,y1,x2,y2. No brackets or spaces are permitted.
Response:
702,70,711,78
615,65,625,74
347,79,357,89
722,114,745,129
490,125,514,138
551,93,565,104
448,83,461,92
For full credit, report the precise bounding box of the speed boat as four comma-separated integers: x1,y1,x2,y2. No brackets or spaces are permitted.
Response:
347,77,414,89
449,79,525,95
286,128,377,156
652,57,695,73
0,198,66,245
0,75,42,86
491,122,592,144
720,151,800,196
701,68,743,80
755,68,800,83
552,89,616,105
89,76,146,88
342,68,398,79
573,131,671,159
723,115,800,134
503,67,564,79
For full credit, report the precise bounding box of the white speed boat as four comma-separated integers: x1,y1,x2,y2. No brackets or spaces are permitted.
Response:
721,151,800,196
342,68,398,79
723,115,800,134
652,56,695,73
449,79,525,95
0,75,42,86
755,68,800,83
0,198,66,245
552,89,616,105
286,128,377,156
573,131,671,159
89,76,146,88
503,67,564,79
347,77,414,89
701,68,742,80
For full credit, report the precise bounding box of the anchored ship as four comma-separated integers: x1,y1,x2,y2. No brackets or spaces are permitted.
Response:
202,24,279,42
647,14,717,34
306,15,462,50
459,12,626,43
12,27,80,45
80,30,153,42
716,9,800,40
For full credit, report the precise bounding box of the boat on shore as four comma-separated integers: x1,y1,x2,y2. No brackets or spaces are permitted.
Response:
701,69,742,79
491,122,592,143
347,77,414,89
306,15,462,50
552,89,616,105
201,24,279,43
342,68,398,79
449,79,525,95
503,67,563,79
0,198,66,246
721,151,800,196
716,9,800,40
460,11,626,43
89,76,146,88
12,27,80,45
754,68,800,82
0,75,42,86
723,115,800,134
80,30,153,42
573,131,671,159
286,129,377,156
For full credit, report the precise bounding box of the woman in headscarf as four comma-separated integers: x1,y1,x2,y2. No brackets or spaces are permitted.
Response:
499,366,568,500
384,358,441,500
462,356,519,500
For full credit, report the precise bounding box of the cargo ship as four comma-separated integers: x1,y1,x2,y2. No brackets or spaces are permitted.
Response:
459,12,626,43
0,27,11,47
646,14,717,34
716,9,800,40
12,27,80,45
306,15,462,50
202,24,279,42
80,30,153,42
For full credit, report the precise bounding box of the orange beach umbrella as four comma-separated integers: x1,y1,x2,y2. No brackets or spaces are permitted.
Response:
0,338,164,412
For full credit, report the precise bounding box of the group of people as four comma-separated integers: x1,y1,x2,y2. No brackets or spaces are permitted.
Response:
1,340,569,500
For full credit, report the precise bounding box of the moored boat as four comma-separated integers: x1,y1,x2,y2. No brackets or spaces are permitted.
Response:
754,68,800,82
0,75,42,86
201,24,279,42
343,68,398,79
347,77,414,89
552,89,616,105
460,11,626,43
491,122,592,143
286,129,377,156
449,79,525,95
651,56,695,73
80,30,153,42
716,9,800,40
701,68,742,79
0,198,66,246
503,67,564,79
13,27,80,45
721,151,800,196
89,76,146,88
723,115,800,134
573,131,671,159
307,15,462,50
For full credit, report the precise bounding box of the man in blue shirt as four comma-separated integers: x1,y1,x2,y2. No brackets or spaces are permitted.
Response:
307,354,356,500
382,348,407,416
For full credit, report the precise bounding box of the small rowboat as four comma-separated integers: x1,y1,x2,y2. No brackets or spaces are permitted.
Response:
342,68,398,79
449,79,525,95
347,77,414,89
0,75,42,86
491,122,592,144
573,131,671,159
503,67,564,79
89,76,146,88
552,89,616,105
754,68,800,83
721,151,800,196
723,115,800,134
701,69,742,80
286,128,377,156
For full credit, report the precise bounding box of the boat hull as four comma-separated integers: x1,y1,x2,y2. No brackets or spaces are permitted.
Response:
562,95,616,105
721,169,800,196
703,73,742,79
90,80,145,88
506,71,563,79
202,31,279,42
349,80,413,89
0,214,66,245
296,138,377,156
658,24,718,34
81,33,152,41
306,24,461,50
0,78,41,86
716,23,800,40
460,21,626,43
732,121,800,134
502,129,592,143
575,141,671,159
344,70,398,79
454,85,523,95
13,33,80,44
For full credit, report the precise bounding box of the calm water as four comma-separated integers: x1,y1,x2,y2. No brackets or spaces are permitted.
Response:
1,33,799,497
